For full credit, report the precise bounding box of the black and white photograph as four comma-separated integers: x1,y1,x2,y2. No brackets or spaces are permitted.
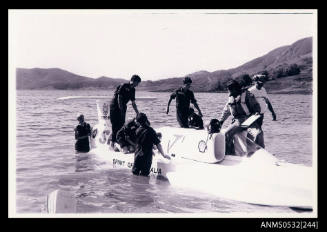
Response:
8,9,317,219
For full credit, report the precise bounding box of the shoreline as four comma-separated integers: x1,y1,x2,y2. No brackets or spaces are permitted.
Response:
16,89,313,95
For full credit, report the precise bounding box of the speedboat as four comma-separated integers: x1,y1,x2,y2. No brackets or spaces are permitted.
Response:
87,100,314,209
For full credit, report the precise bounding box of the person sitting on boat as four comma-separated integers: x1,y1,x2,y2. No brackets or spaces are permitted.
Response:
109,75,141,151
218,79,261,155
206,118,222,134
248,74,277,148
74,114,92,153
188,107,204,129
132,113,170,176
166,77,203,128
116,117,140,153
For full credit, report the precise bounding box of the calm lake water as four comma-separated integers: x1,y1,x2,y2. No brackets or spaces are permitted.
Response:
14,90,313,215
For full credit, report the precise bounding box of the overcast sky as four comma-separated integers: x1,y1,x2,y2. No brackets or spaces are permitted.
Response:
9,9,316,81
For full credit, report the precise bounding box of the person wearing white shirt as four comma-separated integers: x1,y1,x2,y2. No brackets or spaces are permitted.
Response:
248,74,277,148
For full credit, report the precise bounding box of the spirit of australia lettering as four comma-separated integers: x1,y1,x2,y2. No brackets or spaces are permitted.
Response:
112,158,161,174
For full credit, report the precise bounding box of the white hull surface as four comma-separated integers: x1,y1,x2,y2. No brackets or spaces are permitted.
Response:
90,127,313,208
167,152,313,208
87,101,314,209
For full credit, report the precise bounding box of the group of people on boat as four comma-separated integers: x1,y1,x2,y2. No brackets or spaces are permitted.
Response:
74,73,276,176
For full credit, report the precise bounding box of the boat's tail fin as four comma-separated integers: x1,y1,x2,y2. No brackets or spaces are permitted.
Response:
233,131,278,164
96,100,110,123
47,189,76,214
90,100,111,149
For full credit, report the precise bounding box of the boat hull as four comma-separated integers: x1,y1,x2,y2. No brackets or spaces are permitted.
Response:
89,143,313,209
87,100,314,209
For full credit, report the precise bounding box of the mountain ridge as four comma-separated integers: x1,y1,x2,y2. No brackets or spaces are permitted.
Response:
16,37,313,94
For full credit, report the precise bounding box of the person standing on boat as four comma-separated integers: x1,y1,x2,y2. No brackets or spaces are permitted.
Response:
166,77,203,128
74,114,92,153
248,74,277,148
132,113,170,176
109,75,141,151
218,79,261,155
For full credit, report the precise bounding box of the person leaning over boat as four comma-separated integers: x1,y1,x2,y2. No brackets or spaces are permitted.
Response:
248,74,277,148
132,113,170,176
218,80,261,155
116,117,139,154
166,77,203,128
74,114,92,153
109,75,141,151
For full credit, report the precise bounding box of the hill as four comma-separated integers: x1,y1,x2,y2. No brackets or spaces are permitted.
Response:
16,37,312,94
16,68,126,90
138,37,312,94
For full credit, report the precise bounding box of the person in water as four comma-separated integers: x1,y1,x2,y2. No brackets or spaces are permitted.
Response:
116,117,140,154
166,77,203,128
74,114,92,153
132,113,170,176
248,74,277,148
218,79,261,155
109,75,141,151
188,107,204,129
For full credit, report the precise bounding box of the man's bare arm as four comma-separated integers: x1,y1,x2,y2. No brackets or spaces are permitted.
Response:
193,102,203,117
166,98,173,114
265,98,276,120
131,100,139,115
156,143,171,160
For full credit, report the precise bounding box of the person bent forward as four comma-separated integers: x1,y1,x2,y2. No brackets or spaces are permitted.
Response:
132,113,170,176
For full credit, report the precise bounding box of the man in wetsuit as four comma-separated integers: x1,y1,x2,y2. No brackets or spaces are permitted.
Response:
188,107,204,129
74,114,92,153
218,80,261,155
116,117,139,154
166,77,203,128
109,75,141,151
132,113,170,176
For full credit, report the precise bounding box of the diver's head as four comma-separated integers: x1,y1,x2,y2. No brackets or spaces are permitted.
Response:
253,74,266,89
136,112,149,127
240,74,253,89
183,76,192,89
76,113,85,123
156,132,162,140
226,79,242,96
207,118,221,134
130,74,142,87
